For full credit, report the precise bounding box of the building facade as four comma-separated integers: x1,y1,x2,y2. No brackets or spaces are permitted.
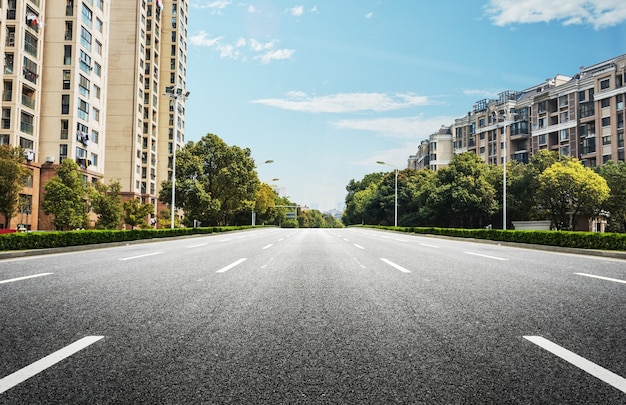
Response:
410,54,626,174
0,0,188,230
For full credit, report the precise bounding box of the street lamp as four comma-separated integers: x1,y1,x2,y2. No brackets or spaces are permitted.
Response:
164,86,190,229
252,160,275,226
496,110,511,230
376,161,398,227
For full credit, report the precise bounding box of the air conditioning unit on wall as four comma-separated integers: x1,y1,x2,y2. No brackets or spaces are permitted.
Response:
45,155,55,163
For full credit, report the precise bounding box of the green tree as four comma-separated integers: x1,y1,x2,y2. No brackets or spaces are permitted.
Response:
537,159,610,230
398,168,437,226
0,145,30,229
42,159,89,230
159,133,259,226
90,180,123,229
123,198,154,229
596,161,626,232
343,172,384,225
431,153,498,228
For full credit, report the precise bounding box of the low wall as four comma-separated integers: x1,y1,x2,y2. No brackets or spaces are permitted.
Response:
512,220,551,230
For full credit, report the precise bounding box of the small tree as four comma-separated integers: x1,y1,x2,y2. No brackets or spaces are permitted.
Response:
42,159,89,230
537,160,610,230
90,180,124,229
0,145,30,229
123,199,154,229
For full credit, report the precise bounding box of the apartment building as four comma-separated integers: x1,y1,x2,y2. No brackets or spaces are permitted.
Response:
0,0,188,230
408,127,452,171
411,54,626,173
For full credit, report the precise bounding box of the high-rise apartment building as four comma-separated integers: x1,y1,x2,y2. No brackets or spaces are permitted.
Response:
410,54,626,173
0,0,188,230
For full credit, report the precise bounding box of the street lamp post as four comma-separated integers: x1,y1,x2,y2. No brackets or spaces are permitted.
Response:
164,86,190,229
496,110,511,230
252,160,275,226
376,161,398,227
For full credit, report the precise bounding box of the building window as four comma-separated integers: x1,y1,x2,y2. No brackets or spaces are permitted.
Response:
602,135,611,145
601,98,610,108
59,144,68,163
78,74,90,97
617,94,624,110
559,95,568,108
92,130,99,144
77,99,89,121
560,129,568,141
79,50,91,73
61,94,70,114
539,134,547,145
93,63,101,77
80,27,92,51
579,90,586,102
90,153,98,167
63,70,71,89
600,79,610,90
61,119,69,139
82,3,93,27
64,45,72,65
602,117,611,127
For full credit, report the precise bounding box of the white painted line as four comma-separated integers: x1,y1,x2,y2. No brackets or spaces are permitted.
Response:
343,238,350,242
278,238,284,242
219,239,232,243
575,273,626,285
420,243,440,248
118,252,163,261
0,336,104,394
0,273,54,285
524,336,626,393
353,244,365,250
262,244,273,250
187,243,207,249
464,251,508,261
380,258,411,273
216,258,247,273
395,238,407,242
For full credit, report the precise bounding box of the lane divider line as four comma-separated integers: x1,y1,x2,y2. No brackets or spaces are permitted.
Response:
524,335,626,393
380,258,411,273
0,273,54,285
262,244,273,250
420,243,440,248
119,252,162,261
464,252,508,261
187,243,207,249
216,258,247,273
353,244,365,250
0,336,104,394
574,273,626,285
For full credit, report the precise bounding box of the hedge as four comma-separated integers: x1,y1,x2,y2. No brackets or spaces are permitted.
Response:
368,226,626,252
0,226,256,251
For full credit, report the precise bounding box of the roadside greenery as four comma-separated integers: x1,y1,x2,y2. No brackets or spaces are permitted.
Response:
42,159,89,230
0,146,31,229
343,151,617,231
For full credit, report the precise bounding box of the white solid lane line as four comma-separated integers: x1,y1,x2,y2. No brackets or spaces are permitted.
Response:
119,252,163,261
524,336,626,393
574,273,626,285
0,336,104,394
380,258,411,273
216,258,247,273
0,273,53,285
464,251,508,261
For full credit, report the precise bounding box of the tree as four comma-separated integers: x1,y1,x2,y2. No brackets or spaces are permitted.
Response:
42,159,89,230
0,145,30,229
159,133,259,226
431,153,498,228
123,198,154,229
596,161,626,232
537,159,610,230
343,172,384,225
90,180,124,229
398,168,437,226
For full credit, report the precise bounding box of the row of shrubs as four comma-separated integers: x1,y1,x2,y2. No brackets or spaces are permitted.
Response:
370,226,626,252
0,226,255,251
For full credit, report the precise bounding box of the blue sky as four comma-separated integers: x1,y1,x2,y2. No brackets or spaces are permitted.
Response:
185,0,626,211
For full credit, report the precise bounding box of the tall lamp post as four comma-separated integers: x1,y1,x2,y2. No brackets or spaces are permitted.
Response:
376,161,398,227
496,110,511,230
165,86,190,229
252,160,275,226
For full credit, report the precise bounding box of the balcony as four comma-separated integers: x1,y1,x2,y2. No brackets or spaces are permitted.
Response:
21,94,36,109
20,121,34,135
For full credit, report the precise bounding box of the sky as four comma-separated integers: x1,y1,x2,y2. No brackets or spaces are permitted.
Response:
185,0,626,212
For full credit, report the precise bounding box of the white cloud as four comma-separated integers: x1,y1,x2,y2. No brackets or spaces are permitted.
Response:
365,12,374,19
335,115,455,139
192,0,232,14
252,92,432,113
290,5,305,16
247,5,258,14
255,49,296,64
485,0,626,29
190,31,293,63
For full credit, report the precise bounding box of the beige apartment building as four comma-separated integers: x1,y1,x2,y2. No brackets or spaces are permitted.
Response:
0,0,188,230
411,54,626,173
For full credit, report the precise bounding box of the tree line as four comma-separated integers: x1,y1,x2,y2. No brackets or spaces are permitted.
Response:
343,150,626,232
0,134,342,231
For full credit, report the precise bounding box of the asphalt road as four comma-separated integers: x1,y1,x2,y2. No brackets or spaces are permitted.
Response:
0,228,625,404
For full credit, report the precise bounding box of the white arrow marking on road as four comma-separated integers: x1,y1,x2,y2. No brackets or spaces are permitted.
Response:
380,258,411,273
216,258,247,273
119,252,163,261
464,252,508,261
574,273,626,285
524,335,626,393
0,336,104,394
0,273,53,285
